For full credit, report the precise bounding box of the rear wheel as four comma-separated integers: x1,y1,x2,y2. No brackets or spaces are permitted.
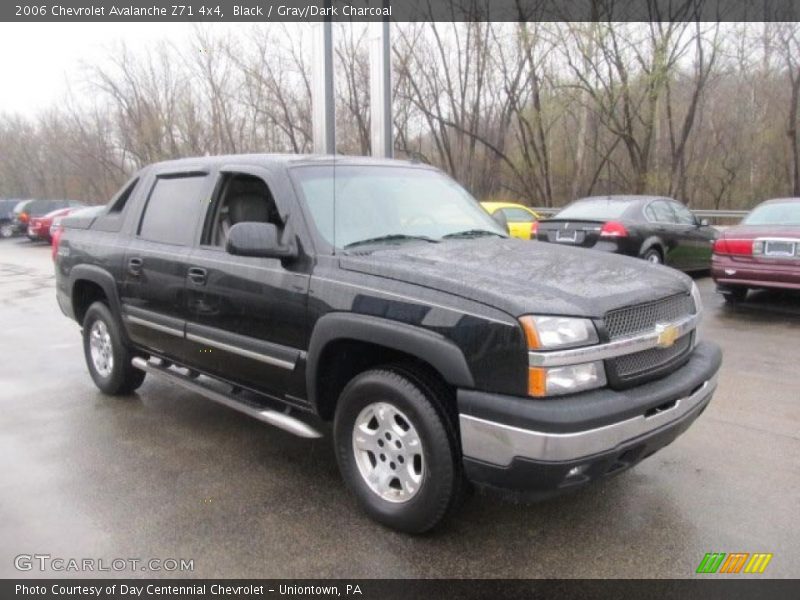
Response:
82,302,146,395
642,248,663,265
0,222,13,238
333,368,462,533
720,286,748,304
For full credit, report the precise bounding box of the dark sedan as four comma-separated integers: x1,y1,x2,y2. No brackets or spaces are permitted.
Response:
712,198,800,302
0,199,20,238
533,195,717,272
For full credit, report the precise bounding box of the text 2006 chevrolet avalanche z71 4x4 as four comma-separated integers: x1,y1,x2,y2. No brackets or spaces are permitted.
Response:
55,155,722,533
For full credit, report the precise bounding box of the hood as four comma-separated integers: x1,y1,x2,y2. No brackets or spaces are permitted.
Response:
720,224,800,239
340,238,691,318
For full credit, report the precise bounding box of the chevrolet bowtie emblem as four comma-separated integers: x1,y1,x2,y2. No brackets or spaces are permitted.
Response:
655,323,679,348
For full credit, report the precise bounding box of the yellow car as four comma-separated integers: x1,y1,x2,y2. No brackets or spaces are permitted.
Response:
480,202,541,240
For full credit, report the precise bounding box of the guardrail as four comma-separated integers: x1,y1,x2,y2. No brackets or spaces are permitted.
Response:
530,207,749,222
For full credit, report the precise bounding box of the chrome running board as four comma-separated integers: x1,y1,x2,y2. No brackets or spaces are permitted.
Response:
131,357,322,439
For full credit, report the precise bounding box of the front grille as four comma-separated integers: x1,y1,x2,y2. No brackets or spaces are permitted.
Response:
602,294,697,388
604,294,695,340
608,333,693,382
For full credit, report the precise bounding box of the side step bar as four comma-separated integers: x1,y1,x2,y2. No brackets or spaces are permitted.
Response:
131,357,322,439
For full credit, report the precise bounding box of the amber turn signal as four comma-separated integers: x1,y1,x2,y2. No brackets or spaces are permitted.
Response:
519,316,541,350
528,367,547,397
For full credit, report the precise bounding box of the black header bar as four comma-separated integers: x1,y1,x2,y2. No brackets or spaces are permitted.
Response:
3,579,800,600
3,0,800,23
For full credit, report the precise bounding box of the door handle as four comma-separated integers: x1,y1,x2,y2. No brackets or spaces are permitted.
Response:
188,267,208,286
127,257,143,276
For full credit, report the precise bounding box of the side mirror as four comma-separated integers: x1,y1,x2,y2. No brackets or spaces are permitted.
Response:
226,222,297,259
699,218,710,227
490,210,510,234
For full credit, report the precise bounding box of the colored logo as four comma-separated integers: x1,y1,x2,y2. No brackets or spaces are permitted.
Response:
655,323,680,348
696,552,773,574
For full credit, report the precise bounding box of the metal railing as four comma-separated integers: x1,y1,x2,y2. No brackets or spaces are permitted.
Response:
531,207,749,222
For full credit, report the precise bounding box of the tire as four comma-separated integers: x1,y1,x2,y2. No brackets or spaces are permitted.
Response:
333,367,462,533
642,248,663,265
82,301,146,395
0,222,13,239
720,286,748,304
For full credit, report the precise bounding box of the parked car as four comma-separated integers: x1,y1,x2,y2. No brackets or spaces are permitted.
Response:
712,197,800,302
534,195,717,272
28,207,75,242
481,202,541,240
0,199,20,238
55,156,721,533
13,199,84,238
50,206,106,259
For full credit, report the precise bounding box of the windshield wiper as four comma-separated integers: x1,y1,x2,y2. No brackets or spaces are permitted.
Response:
344,234,440,250
442,229,506,239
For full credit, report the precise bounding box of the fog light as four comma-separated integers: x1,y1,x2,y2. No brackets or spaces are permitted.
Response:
567,465,585,478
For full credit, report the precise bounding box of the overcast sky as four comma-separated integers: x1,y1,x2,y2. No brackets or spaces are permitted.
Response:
0,23,237,116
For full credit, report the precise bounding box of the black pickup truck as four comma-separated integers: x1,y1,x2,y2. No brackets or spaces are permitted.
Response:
55,155,722,533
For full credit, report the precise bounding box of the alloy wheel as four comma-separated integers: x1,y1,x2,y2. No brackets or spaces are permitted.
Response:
351,402,425,503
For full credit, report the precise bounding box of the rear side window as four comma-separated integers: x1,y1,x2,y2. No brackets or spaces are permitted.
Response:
109,178,138,213
139,175,208,246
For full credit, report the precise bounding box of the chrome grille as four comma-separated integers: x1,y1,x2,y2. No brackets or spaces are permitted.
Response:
609,334,693,381
604,294,694,340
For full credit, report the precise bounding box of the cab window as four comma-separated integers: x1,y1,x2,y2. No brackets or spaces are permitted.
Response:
670,202,697,225
203,173,282,247
138,175,209,246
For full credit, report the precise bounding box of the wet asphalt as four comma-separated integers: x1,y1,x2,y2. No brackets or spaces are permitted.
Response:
1,238,798,579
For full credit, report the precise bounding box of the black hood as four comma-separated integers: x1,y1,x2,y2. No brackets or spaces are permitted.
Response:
340,238,692,318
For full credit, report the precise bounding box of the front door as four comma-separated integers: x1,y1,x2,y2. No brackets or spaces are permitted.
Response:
669,201,715,270
183,168,310,397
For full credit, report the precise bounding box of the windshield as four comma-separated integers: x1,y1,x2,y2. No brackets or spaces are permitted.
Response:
743,201,800,226
554,198,631,221
291,165,506,249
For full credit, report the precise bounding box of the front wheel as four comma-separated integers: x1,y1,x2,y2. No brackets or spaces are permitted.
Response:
0,222,13,238
82,302,146,395
333,368,462,533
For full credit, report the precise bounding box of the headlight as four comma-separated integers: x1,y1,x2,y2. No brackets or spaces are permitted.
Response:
690,282,703,315
528,361,607,397
519,315,599,350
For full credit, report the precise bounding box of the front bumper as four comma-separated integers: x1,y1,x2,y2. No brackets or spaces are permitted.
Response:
458,341,721,495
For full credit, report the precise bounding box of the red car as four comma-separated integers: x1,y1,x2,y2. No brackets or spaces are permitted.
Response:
50,206,105,260
27,207,75,242
712,198,800,302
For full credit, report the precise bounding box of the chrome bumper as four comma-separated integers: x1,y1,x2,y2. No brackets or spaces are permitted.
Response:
459,374,717,466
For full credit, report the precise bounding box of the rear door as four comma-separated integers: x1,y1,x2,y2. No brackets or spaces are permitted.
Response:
120,170,213,359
